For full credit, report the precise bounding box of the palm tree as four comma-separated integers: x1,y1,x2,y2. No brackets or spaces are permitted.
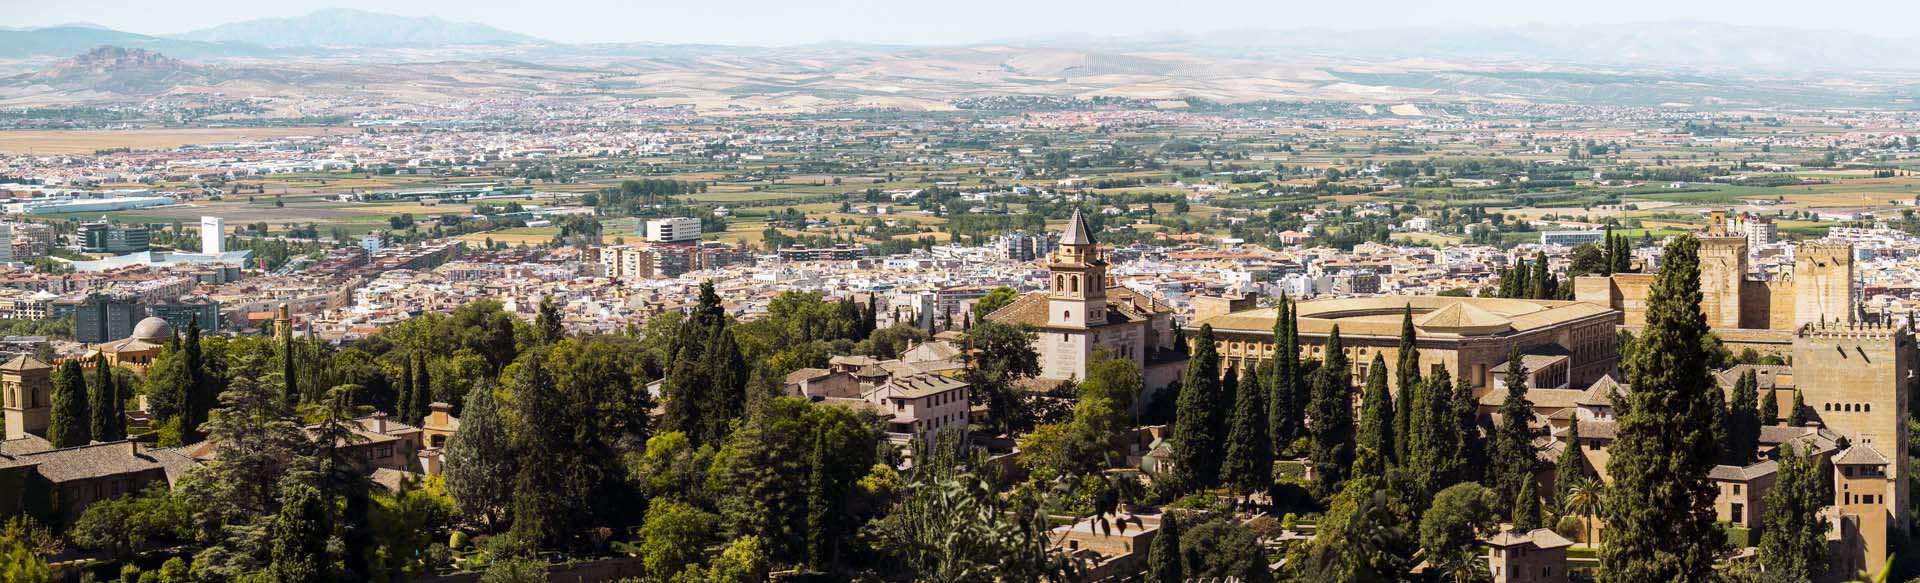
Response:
1561,477,1605,546
1431,548,1489,583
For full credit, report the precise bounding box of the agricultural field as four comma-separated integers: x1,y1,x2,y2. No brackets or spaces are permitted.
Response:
0,127,349,154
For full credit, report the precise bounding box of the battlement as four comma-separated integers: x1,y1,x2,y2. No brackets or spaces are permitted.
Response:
1798,319,1908,340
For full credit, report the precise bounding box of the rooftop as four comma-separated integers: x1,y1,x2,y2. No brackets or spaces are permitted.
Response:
1191,295,1615,339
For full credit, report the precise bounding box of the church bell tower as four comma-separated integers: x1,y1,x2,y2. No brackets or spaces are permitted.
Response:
1048,209,1108,329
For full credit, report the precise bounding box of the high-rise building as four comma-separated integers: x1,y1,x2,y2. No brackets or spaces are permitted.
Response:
0,224,16,263
78,220,151,254
57,292,146,344
150,296,221,332
644,217,702,243
200,216,225,255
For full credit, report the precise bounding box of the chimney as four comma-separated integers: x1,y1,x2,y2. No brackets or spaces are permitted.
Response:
372,411,387,434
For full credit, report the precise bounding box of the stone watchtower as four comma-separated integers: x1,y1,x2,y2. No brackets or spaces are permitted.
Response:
1835,445,1894,577
1792,321,1912,532
1793,242,1854,327
1047,209,1108,329
1,355,53,441
1696,233,1750,331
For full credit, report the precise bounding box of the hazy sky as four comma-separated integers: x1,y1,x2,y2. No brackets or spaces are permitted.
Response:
14,0,1920,46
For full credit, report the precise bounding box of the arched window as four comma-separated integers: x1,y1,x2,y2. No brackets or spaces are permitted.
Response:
1824,403,1832,411
1063,310,1070,320
1055,274,1065,291
1865,404,1872,413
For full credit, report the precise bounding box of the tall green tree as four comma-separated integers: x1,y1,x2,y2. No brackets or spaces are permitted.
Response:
183,318,215,443
1725,369,1761,466
1788,391,1807,426
280,326,298,407
1554,418,1589,505
1356,353,1394,481
508,354,591,549
965,320,1042,435
408,352,431,423
268,484,330,583
535,295,564,345
1221,366,1272,496
1409,367,1457,498
48,359,89,448
443,382,515,529
1308,326,1355,497
1145,513,1183,583
1269,296,1304,450
87,353,123,442
1760,388,1780,426
1420,482,1501,583
1512,484,1544,531
1489,346,1536,499
1600,235,1726,583
1450,368,1486,485
1173,325,1225,490
1394,306,1421,465
1531,251,1556,299
1758,443,1827,581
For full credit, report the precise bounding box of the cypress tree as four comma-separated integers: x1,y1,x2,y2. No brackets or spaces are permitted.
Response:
1531,251,1554,299
1554,418,1588,505
1394,305,1420,464
1145,513,1183,583
1601,228,1616,276
396,356,414,418
1410,367,1455,497
1760,388,1779,426
1173,325,1224,490
1600,235,1726,583
409,353,432,423
1788,391,1806,427
48,359,90,448
281,326,298,407
1356,353,1394,481
1308,326,1355,497
182,318,210,442
536,295,564,345
87,353,121,442
1726,370,1760,465
509,353,585,548
1513,484,1544,531
697,320,749,444
1490,346,1536,499
1451,368,1486,485
804,428,831,571
1269,297,1303,450
1758,443,1828,581
1221,366,1271,496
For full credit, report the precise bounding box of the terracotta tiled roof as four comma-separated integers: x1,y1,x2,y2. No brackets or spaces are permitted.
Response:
1486,528,1575,549
0,355,49,371
1836,444,1891,466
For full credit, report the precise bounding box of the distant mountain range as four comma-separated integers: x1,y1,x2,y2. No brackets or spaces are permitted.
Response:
168,8,546,48
1028,22,1920,72
9,12,1920,112
4,13,1920,73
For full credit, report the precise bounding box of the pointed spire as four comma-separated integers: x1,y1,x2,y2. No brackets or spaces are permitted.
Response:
1062,208,1095,246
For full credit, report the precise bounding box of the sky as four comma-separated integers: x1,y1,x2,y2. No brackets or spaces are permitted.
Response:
13,0,1920,46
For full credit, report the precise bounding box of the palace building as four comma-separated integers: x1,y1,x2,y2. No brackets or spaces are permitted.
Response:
985,209,1185,392
1188,295,1620,395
